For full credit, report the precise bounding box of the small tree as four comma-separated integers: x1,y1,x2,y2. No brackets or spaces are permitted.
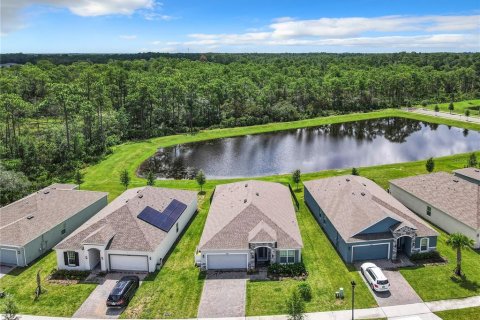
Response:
146,171,156,186
1,294,18,320
74,169,84,189
196,169,206,192
425,157,435,173
351,167,359,176
434,104,440,114
292,169,301,191
120,169,130,190
448,102,454,114
465,109,470,120
467,152,478,168
446,233,474,276
286,289,305,320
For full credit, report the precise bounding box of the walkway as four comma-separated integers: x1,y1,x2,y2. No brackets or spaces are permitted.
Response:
406,108,480,124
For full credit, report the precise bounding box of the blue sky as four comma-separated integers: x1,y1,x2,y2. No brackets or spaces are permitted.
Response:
1,0,479,53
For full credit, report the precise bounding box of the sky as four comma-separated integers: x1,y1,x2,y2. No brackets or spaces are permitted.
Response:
1,0,479,53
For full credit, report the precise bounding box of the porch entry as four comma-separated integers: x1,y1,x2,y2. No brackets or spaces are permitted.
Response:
255,247,271,266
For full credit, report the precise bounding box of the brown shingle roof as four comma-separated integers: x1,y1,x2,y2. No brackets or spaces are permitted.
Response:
199,181,303,250
304,175,437,243
0,185,107,247
55,187,197,252
390,172,480,229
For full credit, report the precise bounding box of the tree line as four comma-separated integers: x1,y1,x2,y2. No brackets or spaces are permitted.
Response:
0,52,479,205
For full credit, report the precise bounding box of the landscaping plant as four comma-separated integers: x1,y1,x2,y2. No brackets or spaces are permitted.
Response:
286,289,305,320
1,294,18,320
425,157,435,173
196,169,206,193
297,282,312,301
446,233,474,276
292,169,301,191
120,169,131,190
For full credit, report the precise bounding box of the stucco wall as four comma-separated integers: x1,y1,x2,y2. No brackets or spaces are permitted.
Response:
390,184,479,248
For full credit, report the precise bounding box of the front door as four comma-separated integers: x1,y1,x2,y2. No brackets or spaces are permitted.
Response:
257,247,269,261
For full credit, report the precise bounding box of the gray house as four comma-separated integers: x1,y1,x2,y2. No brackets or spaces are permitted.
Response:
0,184,107,267
390,172,480,249
196,180,303,270
304,176,438,264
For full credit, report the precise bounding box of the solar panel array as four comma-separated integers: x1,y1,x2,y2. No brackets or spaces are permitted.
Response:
137,199,188,232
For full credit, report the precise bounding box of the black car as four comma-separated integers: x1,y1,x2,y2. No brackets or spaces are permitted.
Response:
106,276,140,308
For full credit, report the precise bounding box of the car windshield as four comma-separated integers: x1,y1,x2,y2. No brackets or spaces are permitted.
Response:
111,281,129,296
108,294,122,301
378,280,389,285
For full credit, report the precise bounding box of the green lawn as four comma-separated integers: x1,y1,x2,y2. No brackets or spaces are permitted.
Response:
435,307,480,320
422,99,480,117
400,227,480,301
0,252,96,317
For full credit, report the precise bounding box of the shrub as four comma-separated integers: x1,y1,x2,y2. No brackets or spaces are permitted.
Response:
297,282,312,301
286,289,305,320
49,269,90,281
410,251,442,262
268,262,307,277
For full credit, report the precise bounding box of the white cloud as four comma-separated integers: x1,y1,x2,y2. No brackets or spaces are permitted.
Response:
119,34,137,40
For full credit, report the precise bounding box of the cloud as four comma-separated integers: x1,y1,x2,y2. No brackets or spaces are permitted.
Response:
119,34,137,40
178,14,480,51
1,0,164,35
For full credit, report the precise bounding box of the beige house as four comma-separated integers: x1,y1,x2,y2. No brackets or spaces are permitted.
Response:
196,180,303,270
390,172,480,249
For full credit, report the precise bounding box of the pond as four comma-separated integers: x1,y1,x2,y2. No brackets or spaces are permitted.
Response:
138,117,480,179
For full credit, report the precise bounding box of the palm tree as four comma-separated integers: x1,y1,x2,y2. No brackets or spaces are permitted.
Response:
446,233,474,276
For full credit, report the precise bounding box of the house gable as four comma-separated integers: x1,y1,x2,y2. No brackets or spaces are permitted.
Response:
355,217,401,236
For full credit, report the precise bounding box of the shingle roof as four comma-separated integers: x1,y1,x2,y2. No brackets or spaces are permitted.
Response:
454,167,480,184
55,187,197,252
390,172,480,229
199,181,303,250
0,185,107,247
304,175,437,243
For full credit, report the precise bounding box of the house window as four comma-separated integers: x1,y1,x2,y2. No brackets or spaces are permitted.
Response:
426,206,432,216
176,223,179,233
279,250,295,264
420,238,429,252
66,251,78,266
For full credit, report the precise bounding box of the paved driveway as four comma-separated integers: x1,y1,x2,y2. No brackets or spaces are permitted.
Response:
359,268,422,307
0,265,14,279
73,272,146,319
197,271,247,318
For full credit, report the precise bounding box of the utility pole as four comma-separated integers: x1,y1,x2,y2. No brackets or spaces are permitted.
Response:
351,280,356,320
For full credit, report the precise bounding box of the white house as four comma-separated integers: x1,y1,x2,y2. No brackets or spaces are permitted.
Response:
55,187,197,272
390,172,480,249
196,180,303,270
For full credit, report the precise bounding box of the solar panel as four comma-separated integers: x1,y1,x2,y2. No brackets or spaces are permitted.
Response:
137,200,187,232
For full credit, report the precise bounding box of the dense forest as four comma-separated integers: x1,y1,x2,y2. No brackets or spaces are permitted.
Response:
1,52,479,205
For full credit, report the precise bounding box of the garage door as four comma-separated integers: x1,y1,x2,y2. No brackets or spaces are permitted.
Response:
0,249,17,266
109,254,148,272
206,253,248,270
352,243,390,262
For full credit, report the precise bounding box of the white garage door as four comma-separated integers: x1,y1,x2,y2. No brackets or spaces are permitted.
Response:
109,254,148,272
206,253,248,270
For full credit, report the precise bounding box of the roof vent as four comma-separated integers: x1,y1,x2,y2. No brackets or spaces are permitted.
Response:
244,199,247,203
27,215,34,220
138,194,144,198
453,179,459,183
475,169,479,173
43,190,50,194
361,192,366,196
245,184,248,187
362,183,366,186
256,192,259,196
346,178,350,182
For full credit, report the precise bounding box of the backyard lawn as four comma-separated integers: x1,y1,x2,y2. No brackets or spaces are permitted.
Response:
434,307,480,320
0,252,96,317
422,99,480,118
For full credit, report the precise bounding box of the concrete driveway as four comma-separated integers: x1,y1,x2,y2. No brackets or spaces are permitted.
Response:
0,265,14,279
197,271,247,318
73,272,146,319
359,268,422,307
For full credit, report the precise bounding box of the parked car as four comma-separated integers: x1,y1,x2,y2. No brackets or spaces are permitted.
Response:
360,262,390,292
106,276,140,308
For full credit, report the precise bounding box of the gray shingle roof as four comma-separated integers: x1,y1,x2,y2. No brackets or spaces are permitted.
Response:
304,175,437,243
55,187,197,252
390,172,480,229
0,185,107,247
199,181,303,250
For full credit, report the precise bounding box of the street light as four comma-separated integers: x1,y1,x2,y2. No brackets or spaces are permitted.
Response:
351,280,356,320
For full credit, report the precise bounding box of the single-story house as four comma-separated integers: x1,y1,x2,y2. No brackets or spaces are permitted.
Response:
55,187,197,272
0,184,107,267
453,167,480,185
390,172,480,249
304,175,438,264
196,180,303,270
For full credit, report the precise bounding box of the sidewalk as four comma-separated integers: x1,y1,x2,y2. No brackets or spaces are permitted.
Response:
11,295,480,320
408,108,480,124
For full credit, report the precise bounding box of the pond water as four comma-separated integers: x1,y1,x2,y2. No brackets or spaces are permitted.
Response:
138,117,480,179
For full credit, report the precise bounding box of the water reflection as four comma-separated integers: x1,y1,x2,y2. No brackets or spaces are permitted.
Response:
138,117,480,179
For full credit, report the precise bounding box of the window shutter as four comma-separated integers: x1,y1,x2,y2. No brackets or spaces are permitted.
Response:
63,252,68,265
74,252,79,266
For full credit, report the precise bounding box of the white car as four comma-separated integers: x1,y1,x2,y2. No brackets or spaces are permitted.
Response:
360,262,390,292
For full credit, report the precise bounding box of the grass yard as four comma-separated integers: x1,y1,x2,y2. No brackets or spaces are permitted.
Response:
422,99,480,118
434,307,480,320
400,227,480,301
0,252,96,317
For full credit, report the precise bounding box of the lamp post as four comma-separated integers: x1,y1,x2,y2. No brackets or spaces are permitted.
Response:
351,280,356,320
